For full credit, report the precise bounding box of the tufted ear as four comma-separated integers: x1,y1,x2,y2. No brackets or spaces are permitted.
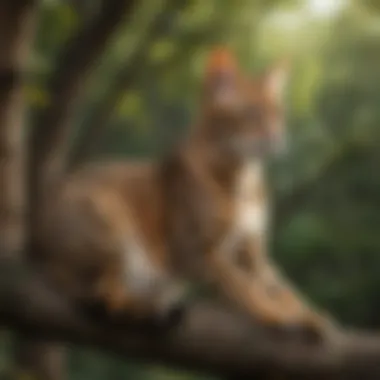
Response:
204,47,240,108
205,47,238,77
262,58,290,103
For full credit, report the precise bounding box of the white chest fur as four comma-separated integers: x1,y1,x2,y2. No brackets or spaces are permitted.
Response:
122,229,189,314
218,161,268,259
235,160,267,237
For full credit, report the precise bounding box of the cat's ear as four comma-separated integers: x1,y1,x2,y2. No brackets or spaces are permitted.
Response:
262,58,290,103
204,47,240,108
205,47,238,78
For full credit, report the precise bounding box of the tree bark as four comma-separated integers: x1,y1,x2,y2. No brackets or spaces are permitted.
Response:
0,0,37,262
0,270,380,379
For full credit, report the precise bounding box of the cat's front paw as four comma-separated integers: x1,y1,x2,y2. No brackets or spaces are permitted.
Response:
260,309,336,344
275,312,338,344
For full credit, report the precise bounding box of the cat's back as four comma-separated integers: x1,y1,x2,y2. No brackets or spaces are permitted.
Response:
38,160,164,258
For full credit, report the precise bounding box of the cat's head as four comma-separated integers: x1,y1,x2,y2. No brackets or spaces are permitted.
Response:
199,47,289,159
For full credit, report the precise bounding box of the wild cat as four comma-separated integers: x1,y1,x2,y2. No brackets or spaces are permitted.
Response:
35,48,335,339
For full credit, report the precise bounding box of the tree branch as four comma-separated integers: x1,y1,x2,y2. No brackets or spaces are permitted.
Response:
69,0,190,168
1,264,380,379
28,0,138,208
0,0,37,259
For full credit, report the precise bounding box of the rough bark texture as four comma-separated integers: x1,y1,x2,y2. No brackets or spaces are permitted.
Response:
1,269,380,379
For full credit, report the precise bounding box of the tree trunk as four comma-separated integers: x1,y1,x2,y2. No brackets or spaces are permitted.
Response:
0,1,36,262
0,2,39,380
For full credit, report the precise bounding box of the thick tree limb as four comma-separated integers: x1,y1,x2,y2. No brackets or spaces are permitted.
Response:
29,0,138,207
1,264,380,379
